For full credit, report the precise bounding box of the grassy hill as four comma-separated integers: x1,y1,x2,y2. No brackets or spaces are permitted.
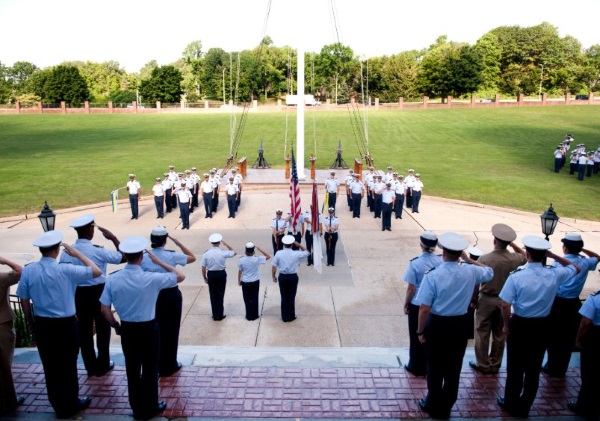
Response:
0,106,599,219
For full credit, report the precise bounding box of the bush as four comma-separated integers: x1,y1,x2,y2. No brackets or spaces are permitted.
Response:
13,309,34,348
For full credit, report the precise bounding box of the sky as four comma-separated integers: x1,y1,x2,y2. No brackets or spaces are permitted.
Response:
2,0,600,73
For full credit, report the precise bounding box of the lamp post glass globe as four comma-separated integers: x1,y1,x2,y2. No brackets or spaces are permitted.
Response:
38,201,56,232
540,203,559,240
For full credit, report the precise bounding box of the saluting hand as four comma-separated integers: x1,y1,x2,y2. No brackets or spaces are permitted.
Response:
62,243,78,257
96,225,115,241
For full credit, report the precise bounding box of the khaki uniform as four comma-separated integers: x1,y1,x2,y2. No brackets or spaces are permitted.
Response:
474,250,526,371
0,271,19,414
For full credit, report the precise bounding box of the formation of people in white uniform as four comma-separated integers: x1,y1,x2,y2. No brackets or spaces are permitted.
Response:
128,165,244,226
553,133,600,180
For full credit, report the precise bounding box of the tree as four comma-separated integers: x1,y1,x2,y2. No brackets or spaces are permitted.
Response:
0,61,11,103
201,48,229,100
182,40,203,61
9,61,38,96
43,65,90,105
473,33,501,96
139,60,158,81
138,65,183,104
580,44,600,93
314,43,358,103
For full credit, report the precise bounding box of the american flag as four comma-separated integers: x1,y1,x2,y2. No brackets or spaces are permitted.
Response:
289,149,301,231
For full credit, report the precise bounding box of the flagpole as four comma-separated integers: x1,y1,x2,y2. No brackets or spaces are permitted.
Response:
296,43,306,180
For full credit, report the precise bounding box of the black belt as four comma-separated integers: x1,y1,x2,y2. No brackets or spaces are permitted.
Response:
208,269,226,273
35,315,76,322
121,319,156,327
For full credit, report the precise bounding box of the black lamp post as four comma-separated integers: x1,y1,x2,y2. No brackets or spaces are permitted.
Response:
540,204,559,241
38,201,56,232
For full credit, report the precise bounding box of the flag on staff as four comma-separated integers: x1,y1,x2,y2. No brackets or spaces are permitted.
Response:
322,191,329,214
311,181,323,274
289,148,302,231
110,190,119,213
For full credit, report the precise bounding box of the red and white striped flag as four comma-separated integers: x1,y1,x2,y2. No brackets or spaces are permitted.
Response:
289,149,301,230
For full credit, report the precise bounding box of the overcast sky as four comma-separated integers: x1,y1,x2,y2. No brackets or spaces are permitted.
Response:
2,0,599,73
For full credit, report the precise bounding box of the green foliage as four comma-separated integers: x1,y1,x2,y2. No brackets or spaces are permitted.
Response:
43,65,90,105
13,309,33,348
15,93,41,107
138,65,183,104
107,89,136,104
0,107,599,220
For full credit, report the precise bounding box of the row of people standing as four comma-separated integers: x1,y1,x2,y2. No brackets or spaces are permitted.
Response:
553,135,600,180
130,166,244,224
402,223,599,419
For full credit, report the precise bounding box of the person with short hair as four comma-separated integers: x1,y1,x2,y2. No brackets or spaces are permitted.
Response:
411,173,424,213
470,224,526,375
238,242,270,321
272,235,309,322
141,227,196,377
100,236,185,420
324,171,340,211
224,176,239,218
126,174,141,220
162,173,173,213
497,236,580,418
405,169,416,209
393,174,406,219
17,231,102,418
152,177,165,219
402,231,442,377
200,174,214,218
324,208,339,266
381,182,395,231
201,234,236,321
167,166,178,211
349,174,365,218
0,256,23,416
176,182,192,230
416,233,493,419
543,233,599,378
60,214,126,378
271,209,286,254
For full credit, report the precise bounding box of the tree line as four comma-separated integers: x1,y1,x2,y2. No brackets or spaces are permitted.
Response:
1,22,598,107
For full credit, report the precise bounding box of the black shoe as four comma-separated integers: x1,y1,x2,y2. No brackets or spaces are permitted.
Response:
386,228,391,231
382,228,385,231
16,395,25,407
160,362,183,377
213,314,227,321
78,396,92,411
404,365,426,377
567,401,579,413
96,361,115,377
469,360,492,374
283,316,297,322
496,396,506,408
131,216,135,220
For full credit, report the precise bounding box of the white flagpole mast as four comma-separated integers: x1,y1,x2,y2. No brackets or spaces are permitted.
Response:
296,44,306,180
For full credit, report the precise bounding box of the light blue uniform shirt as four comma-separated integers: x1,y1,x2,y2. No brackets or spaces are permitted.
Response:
100,264,177,322
59,239,123,286
579,291,600,325
238,255,267,282
500,263,577,317
553,254,598,299
16,257,93,317
416,261,493,316
201,247,235,271
403,253,443,305
141,247,188,273
272,248,309,274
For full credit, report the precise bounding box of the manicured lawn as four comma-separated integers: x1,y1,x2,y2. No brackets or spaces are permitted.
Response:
0,106,598,219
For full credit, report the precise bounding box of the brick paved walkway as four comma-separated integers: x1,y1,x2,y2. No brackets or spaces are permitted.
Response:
12,363,580,418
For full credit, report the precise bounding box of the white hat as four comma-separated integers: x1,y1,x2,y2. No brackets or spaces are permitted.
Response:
438,233,469,251
169,165,175,168
204,173,209,177
328,207,335,213
245,242,255,249
282,235,295,245
33,230,63,248
129,173,135,178
408,169,414,172
151,226,168,236
119,236,148,253
468,247,484,257
522,235,551,250
69,214,94,229
420,231,438,248
209,233,223,243
156,177,161,181
415,173,420,177
232,168,237,172
276,209,283,214
561,233,583,246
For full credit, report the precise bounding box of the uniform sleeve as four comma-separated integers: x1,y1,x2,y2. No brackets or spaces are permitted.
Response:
172,252,188,267
99,280,113,306
153,272,177,290
258,256,267,265
556,265,577,284
200,254,208,267
579,296,597,320
62,264,94,284
101,248,125,265
415,274,434,306
474,266,494,284
584,257,599,272
499,276,517,304
403,262,417,285
272,254,280,267
225,250,236,258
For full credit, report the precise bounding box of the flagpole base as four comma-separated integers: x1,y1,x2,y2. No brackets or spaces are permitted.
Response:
297,169,308,181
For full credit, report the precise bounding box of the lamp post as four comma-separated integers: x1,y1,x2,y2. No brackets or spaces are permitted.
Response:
222,68,227,106
540,203,559,241
38,201,56,232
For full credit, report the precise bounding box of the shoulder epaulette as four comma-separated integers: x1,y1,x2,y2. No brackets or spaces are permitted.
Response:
165,249,175,253
410,256,418,262
591,290,599,296
425,267,437,274
109,269,122,275
93,244,105,249
437,253,443,257
24,262,35,267
510,268,523,274
59,262,73,265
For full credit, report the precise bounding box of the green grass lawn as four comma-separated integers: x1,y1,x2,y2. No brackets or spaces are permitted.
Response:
0,106,599,219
